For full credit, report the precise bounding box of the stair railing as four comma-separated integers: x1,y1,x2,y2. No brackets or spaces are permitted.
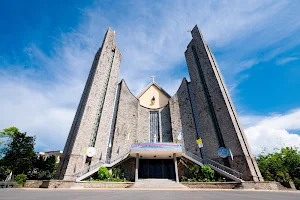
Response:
75,150,131,178
109,150,131,166
182,149,203,163
182,149,243,179
74,160,105,177
203,158,243,179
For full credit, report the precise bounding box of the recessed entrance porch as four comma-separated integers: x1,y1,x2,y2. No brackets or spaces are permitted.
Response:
130,143,182,182
139,159,175,179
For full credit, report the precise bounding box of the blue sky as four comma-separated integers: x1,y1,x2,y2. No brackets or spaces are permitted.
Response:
1,0,300,154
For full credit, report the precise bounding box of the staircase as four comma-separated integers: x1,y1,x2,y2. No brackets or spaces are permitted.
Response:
75,151,130,182
130,179,186,188
203,158,244,183
182,150,244,183
76,150,245,183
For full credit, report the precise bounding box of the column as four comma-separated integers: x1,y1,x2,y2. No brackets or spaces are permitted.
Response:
173,153,179,182
135,153,139,182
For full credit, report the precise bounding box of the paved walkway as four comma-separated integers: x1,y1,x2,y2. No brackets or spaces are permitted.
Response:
130,179,186,188
1,189,299,200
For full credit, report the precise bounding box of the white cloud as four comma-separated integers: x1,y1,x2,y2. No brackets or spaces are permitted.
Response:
276,57,299,65
1,0,300,151
243,109,300,155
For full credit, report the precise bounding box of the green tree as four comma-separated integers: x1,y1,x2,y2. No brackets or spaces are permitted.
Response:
27,155,57,180
0,126,19,139
0,126,19,155
1,127,35,175
257,147,300,189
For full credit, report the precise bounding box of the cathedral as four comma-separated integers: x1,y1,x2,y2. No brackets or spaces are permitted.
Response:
56,25,263,183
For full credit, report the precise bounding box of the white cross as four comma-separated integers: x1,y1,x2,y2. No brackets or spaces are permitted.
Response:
151,75,156,83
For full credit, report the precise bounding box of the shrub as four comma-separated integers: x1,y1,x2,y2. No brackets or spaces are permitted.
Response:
98,166,110,180
112,167,124,179
201,165,215,181
185,164,215,182
15,174,27,186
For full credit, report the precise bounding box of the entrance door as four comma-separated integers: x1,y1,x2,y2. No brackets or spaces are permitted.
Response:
139,159,175,179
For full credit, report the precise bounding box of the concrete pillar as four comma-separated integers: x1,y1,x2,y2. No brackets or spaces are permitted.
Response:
173,153,179,182
135,153,139,182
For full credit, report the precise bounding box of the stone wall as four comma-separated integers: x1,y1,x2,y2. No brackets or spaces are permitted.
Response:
137,105,150,142
25,180,133,188
239,181,290,190
160,105,173,142
169,79,200,156
182,182,239,189
185,25,262,181
56,28,121,181
118,158,136,181
24,180,43,188
183,181,290,190
185,41,220,161
93,45,121,165
177,157,195,180
110,81,138,161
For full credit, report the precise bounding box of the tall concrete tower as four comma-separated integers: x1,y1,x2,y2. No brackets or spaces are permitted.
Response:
56,28,121,180
185,25,263,181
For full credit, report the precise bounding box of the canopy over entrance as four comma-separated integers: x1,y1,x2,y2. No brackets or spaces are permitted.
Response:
130,143,182,159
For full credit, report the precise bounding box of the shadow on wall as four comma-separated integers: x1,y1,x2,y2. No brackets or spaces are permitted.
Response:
161,105,173,142
176,79,201,157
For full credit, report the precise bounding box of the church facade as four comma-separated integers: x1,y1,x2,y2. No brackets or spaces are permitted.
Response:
56,25,263,182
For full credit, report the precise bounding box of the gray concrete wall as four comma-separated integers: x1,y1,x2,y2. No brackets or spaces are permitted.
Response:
185,25,262,181
169,79,200,156
110,81,139,161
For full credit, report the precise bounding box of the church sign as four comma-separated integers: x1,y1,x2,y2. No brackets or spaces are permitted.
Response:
130,142,182,158
131,142,182,149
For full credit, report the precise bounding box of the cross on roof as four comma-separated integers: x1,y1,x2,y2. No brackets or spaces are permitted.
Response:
151,75,156,83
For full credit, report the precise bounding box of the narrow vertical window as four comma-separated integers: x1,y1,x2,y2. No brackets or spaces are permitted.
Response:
150,111,160,142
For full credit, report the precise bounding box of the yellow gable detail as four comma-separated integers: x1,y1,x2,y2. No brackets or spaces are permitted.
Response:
138,85,170,109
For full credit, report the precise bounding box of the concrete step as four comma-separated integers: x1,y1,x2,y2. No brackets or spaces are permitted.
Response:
130,179,186,188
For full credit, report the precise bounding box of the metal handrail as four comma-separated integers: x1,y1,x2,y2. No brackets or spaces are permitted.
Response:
182,149,203,163
109,150,131,164
74,161,105,177
182,149,243,179
75,150,131,178
203,158,243,179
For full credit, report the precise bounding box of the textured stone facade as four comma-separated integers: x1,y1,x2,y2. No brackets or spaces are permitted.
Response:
118,158,136,181
136,105,150,142
184,25,262,181
110,81,138,161
160,105,173,142
25,180,133,188
169,79,201,156
92,45,121,165
24,180,44,188
57,25,263,183
56,28,121,180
